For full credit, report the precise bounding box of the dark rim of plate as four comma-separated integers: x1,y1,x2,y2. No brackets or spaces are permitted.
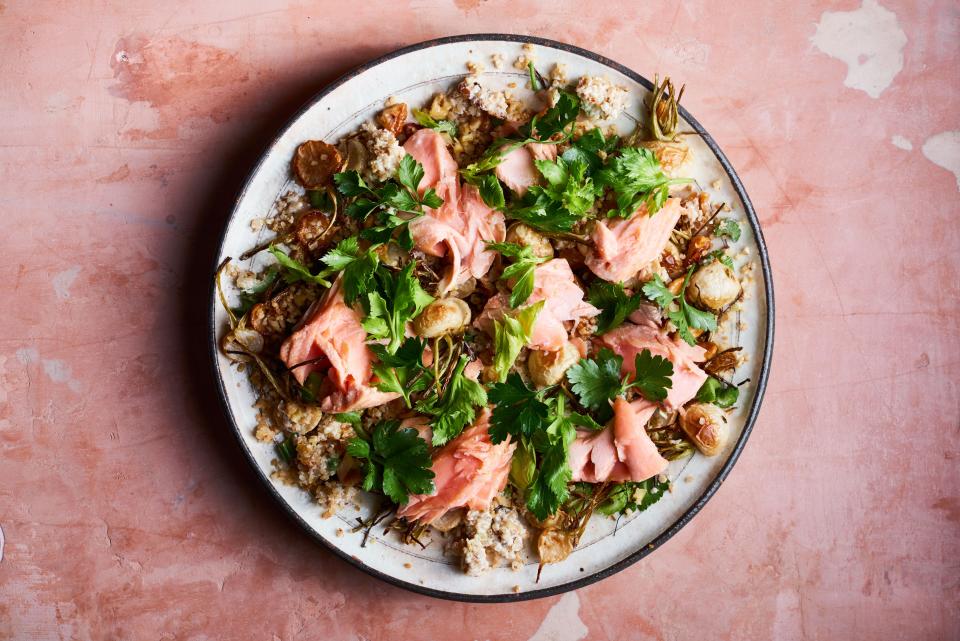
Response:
208,33,775,603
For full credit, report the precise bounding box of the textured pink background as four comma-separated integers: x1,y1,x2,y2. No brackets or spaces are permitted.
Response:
1,1,958,639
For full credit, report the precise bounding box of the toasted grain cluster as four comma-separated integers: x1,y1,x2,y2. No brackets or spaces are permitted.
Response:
456,500,528,575
576,75,630,121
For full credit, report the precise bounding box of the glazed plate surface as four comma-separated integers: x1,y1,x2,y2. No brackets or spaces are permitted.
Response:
210,35,774,601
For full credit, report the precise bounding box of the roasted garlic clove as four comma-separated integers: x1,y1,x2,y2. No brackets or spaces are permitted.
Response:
686,260,742,312
412,298,471,338
680,402,729,456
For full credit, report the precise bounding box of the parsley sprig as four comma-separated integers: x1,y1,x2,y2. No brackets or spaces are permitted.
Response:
641,267,717,346
587,281,645,334
488,376,592,519
597,147,692,217
361,262,434,354
318,236,380,304
268,246,332,288
488,241,549,308
503,128,616,233
415,355,488,446
566,348,674,421
369,337,432,408
334,155,442,250
346,420,435,505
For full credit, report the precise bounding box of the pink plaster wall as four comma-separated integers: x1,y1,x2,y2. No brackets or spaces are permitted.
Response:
1,1,957,639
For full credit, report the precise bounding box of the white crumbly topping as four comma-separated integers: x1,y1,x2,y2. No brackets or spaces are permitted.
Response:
549,63,568,87
234,269,260,291
458,75,509,119
360,122,405,182
513,54,534,71
576,75,630,121
459,503,527,575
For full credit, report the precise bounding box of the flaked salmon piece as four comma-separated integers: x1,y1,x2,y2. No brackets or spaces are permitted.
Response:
600,322,707,411
586,198,683,282
569,397,667,483
475,258,599,352
613,397,668,480
404,129,505,293
279,277,400,413
494,142,558,196
397,409,515,524
403,128,460,221
628,302,662,329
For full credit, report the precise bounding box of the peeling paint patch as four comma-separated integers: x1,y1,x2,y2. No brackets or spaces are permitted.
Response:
921,131,960,191
890,135,912,151
811,0,907,98
52,265,81,300
527,592,588,641
42,359,82,393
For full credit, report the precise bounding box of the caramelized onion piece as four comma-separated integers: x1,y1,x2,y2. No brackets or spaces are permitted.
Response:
292,140,341,189
376,103,408,135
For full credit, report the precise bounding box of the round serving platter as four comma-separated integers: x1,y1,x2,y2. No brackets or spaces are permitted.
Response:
209,34,774,602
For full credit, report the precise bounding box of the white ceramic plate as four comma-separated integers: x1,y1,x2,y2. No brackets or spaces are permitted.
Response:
209,35,774,602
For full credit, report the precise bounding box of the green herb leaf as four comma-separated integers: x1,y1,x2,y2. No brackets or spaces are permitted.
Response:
319,236,380,304
411,108,457,136
333,170,372,198
630,349,674,402
421,188,443,209
588,281,645,334
335,156,441,246
566,348,625,414
506,191,584,232
275,434,296,463
703,249,735,270
488,241,549,308
460,91,580,185
369,338,432,408
695,376,739,408
527,440,571,520
417,356,488,446
641,274,675,309
488,372,551,444
598,477,670,516
347,420,435,505
361,264,434,353
397,154,424,195
523,91,580,141
268,246,332,287
471,173,506,210
715,218,741,242
561,127,619,174
568,411,605,431
335,411,362,426
642,269,718,346
491,300,544,382
597,147,691,217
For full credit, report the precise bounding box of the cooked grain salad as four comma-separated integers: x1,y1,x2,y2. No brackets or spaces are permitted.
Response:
217,54,749,577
